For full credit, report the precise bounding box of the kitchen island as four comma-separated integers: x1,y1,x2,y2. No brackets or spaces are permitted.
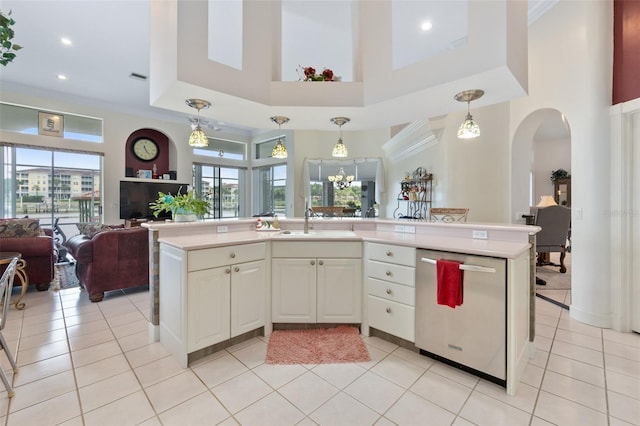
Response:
144,217,538,395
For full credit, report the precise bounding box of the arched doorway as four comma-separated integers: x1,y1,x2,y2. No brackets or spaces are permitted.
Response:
511,108,572,304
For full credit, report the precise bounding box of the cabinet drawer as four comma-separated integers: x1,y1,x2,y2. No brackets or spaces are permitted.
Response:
366,260,415,287
367,295,415,342
188,242,266,271
272,241,361,258
366,242,415,267
367,278,415,306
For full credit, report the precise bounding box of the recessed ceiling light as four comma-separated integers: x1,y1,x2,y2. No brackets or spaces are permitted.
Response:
420,21,433,32
60,37,72,46
57,74,67,80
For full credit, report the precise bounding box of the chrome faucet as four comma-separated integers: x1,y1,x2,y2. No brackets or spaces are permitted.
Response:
304,205,310,234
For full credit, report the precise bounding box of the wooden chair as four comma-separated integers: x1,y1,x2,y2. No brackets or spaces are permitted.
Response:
429,208,469,223
0,256,20,398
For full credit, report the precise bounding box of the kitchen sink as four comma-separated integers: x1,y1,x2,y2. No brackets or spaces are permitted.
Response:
276,230,357,238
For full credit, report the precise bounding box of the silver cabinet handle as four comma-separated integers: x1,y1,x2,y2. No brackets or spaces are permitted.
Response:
385,270,391,276
386,251,392,257
311,260,315,266
234,266,240,272
386,307,392,314
230,252,236,259
386,288,392,294
225,268,231,274
420,257,496,273
319,260,324,266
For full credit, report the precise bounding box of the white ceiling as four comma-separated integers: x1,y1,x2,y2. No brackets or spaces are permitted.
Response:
0,0,562,138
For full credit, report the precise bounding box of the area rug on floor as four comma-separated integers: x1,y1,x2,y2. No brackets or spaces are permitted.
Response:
55,263,80,289
266,326,371,365
536,253,571,290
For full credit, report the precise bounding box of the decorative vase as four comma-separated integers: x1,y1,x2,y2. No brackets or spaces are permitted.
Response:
172,208,197,222
173,213,197,222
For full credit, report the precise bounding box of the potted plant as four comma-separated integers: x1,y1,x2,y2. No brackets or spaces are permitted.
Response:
550,168,570,183
149,187,209,222
0,10,23,66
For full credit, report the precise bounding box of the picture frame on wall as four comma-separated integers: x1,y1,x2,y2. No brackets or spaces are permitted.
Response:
38,111,64,137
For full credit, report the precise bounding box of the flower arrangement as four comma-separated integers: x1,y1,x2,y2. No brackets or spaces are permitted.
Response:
298,65,337,82
149,187,209,219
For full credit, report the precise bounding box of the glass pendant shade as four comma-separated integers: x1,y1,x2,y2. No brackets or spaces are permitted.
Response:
454,89,484,140
330,117,350,158
332,138,348,158
185,98,212,148
271,138,288,158
457,113,480,139
270,115,290,159
188,125,209,147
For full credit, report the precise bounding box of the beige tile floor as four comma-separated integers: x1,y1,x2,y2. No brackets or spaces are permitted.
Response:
0,286,638,426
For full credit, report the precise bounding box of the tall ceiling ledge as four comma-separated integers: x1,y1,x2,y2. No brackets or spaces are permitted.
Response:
150,0,529,131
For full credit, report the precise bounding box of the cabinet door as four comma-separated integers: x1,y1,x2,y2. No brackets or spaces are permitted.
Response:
187,266,231,352
317,258,362,323
272,258,316,322
231,259,266,337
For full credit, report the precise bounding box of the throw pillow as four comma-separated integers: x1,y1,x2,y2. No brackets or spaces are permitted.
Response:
76,223,125,238
0,218,43,238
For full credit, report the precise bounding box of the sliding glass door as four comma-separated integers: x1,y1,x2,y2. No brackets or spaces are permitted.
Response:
0,145,102,239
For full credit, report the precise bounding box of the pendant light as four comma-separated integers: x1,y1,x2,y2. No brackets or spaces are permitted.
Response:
185,98,211,148
270,116,289,159
454,89,484,139
330,117,350,158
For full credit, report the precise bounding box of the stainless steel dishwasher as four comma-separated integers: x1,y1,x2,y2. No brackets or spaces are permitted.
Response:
415,249,507,385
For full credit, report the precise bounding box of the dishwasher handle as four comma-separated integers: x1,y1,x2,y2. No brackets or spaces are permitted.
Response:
420,257,496,273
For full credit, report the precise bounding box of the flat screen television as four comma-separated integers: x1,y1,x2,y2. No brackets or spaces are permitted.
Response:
119,180,189,220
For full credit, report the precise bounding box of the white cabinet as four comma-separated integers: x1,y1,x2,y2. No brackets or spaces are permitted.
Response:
231,259,266,337
187,266,230,352
160,242,267,367
363,242,416,342
272,242,362,323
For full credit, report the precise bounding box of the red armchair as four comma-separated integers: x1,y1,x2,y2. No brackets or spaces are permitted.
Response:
0,220,57,291
65,227,149,302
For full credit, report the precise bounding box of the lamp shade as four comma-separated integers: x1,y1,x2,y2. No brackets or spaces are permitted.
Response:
457,113,480,139
271,139,287,158
188,126,209,148
332,138,348,158
536,195,558,208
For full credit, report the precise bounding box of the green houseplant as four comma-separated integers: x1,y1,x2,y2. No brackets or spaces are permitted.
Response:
0,10,23,66
149,187,209,221
550,168,570,183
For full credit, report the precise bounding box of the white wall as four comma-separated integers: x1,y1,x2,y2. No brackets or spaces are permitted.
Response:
0,90,250,225
533,137,571,204
509,0,613,327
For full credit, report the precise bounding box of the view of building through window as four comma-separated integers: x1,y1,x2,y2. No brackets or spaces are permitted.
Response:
0,145,102,240
253,164,286,216
194,164,243,218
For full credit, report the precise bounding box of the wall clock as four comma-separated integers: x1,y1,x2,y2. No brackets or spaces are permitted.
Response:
131,137,159,162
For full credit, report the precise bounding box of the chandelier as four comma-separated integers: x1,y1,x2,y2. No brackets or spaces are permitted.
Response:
186,98,211,147
328,167,354,190
270,116,289,159
454,89,484,139
330,117,350,158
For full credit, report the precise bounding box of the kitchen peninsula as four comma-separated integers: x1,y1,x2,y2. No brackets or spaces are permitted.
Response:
143,217,538,395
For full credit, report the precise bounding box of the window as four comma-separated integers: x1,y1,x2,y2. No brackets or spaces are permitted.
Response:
0,145,103,239
193,137,247,160
0,103,103,143
252,164,286,216
193,164,245,218
303,158,384,217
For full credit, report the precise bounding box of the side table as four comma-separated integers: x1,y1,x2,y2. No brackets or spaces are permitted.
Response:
0,252,28,310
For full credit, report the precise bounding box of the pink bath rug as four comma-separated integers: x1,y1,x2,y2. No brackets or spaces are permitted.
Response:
266,326,371,364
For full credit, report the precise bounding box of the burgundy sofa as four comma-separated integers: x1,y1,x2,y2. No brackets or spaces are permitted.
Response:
0,223,57,291
65,227,149,302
